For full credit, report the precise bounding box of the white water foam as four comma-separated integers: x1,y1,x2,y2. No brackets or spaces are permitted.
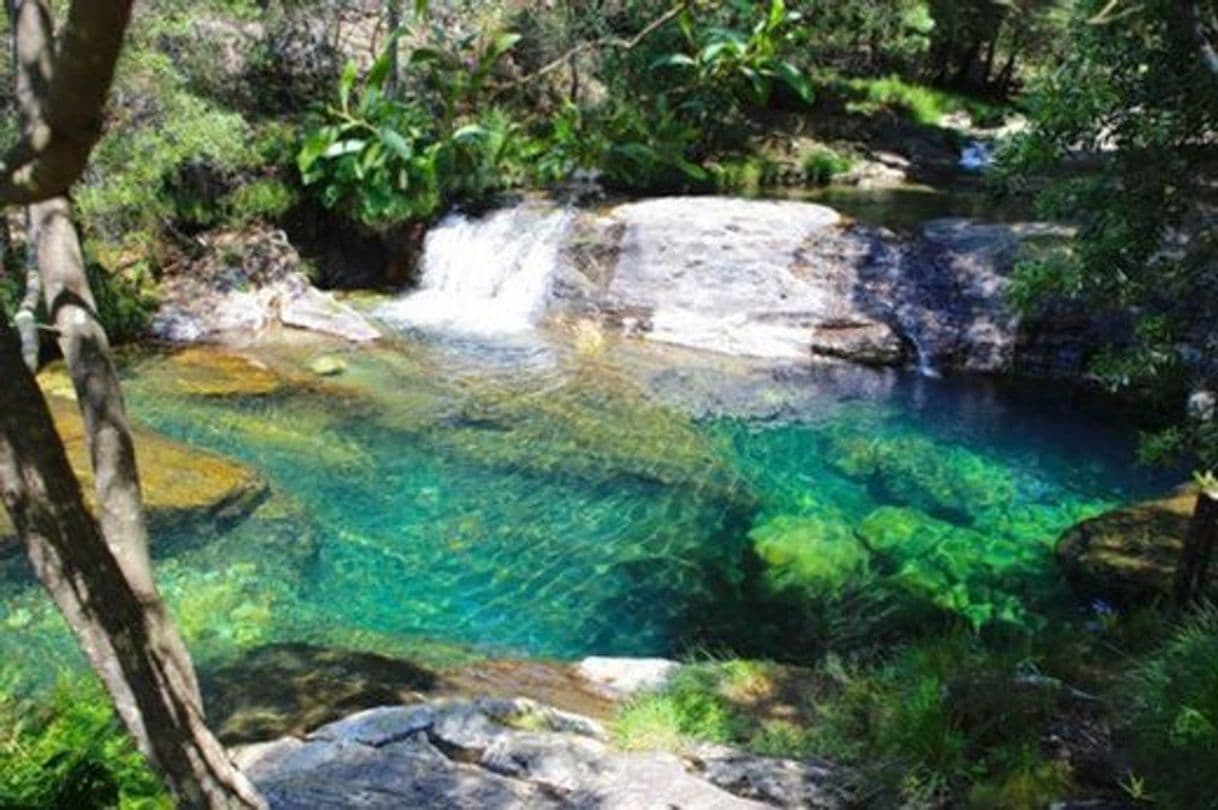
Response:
376,204,573,336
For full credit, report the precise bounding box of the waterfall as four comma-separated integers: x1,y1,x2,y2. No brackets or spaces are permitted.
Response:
376,203,573,336
909,333,942,379
959,140,993,172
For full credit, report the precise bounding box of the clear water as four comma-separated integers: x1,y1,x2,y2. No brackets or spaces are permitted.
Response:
0,333,1170,689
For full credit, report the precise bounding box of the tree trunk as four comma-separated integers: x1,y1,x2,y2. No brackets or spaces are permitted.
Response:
14,207,40,370
32,199,203,703
4,2,265,806
1175,489,1218,608
0,317,265,809
0,1,133,204
385,0,401,96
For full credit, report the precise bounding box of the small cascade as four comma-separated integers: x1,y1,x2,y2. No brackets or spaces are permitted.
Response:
959,140,993,172
909,334,942,379
376,203,573,336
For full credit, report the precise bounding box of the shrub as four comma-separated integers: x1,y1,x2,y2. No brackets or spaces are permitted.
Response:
0,676,168,809
802,147,853,186
1122,606,1218,808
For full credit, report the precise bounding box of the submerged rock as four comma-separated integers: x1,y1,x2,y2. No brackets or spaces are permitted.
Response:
237,698,854,809
0,394,267,546
1056,486,1210,605
307,354,348,377
159,347,287,397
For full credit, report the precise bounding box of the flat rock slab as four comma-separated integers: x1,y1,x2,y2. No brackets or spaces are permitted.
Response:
576,656,680,698
552,196,1045,372
238,699,854,810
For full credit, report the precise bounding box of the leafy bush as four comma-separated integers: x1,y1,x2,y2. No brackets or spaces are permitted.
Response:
86,260,159,346
802,147,853,185
298,30,523,226
1122,606,1218,808
0,676,168,809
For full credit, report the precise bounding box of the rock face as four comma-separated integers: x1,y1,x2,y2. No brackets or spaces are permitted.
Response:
153,228,380,344
550,197,1047,373
1056,486,1209,605
237,698,854,810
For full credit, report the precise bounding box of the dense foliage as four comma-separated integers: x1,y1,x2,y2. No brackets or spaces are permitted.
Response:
0,676,168,809
1002,0,1218,472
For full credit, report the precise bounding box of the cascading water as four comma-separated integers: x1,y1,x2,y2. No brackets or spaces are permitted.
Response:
376,203,573,336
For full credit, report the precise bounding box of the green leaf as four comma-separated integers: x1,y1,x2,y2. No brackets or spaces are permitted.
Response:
773,61,814,104
480,32,522,76
339,61,358,112
298,128,337,174
379,127,414,160
674,156,708,180
650,53,697,70
323,139,367,159
368,30,404,90
768,0,787,31
451,124,488,142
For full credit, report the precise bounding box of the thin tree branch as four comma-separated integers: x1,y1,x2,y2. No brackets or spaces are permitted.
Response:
490,2,688,99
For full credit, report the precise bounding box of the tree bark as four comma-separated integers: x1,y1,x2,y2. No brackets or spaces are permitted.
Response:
0,317,265,808
1175,489,1218,607
0,1,132,204
385,0,401,96
1179,0,1218,79
14,0,203,708
13,208,40,370
3,2,265,806
32,199,203,703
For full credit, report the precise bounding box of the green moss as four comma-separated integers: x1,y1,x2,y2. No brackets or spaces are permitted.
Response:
824,427,1018,525
750,514,869,596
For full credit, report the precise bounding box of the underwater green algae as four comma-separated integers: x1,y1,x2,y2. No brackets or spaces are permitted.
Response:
0,337,1170,692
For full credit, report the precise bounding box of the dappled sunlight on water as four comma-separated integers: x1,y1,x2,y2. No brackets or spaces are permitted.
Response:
0,333,1172,690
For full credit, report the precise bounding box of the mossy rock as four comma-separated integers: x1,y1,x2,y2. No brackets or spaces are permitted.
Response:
1056,486,1209,606
0,395,267,547
824,428,1017,525
855,505,950,560
750,514,869,595
156,347,288,397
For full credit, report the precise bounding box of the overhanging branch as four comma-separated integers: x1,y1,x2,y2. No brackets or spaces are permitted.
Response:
0,0,132,205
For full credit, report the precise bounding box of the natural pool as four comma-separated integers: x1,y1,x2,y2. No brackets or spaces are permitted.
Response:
0,331,1171,691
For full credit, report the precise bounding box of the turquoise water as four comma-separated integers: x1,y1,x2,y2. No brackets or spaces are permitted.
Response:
0,334,1170,685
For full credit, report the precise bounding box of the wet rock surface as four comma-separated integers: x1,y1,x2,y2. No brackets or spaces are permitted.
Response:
237,699,855,809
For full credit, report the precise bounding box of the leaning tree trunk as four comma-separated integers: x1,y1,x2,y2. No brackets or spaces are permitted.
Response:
1175,489,1218,608
32,198,204,703
0,317,265,809
13,0,202,710
3,1,265,806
